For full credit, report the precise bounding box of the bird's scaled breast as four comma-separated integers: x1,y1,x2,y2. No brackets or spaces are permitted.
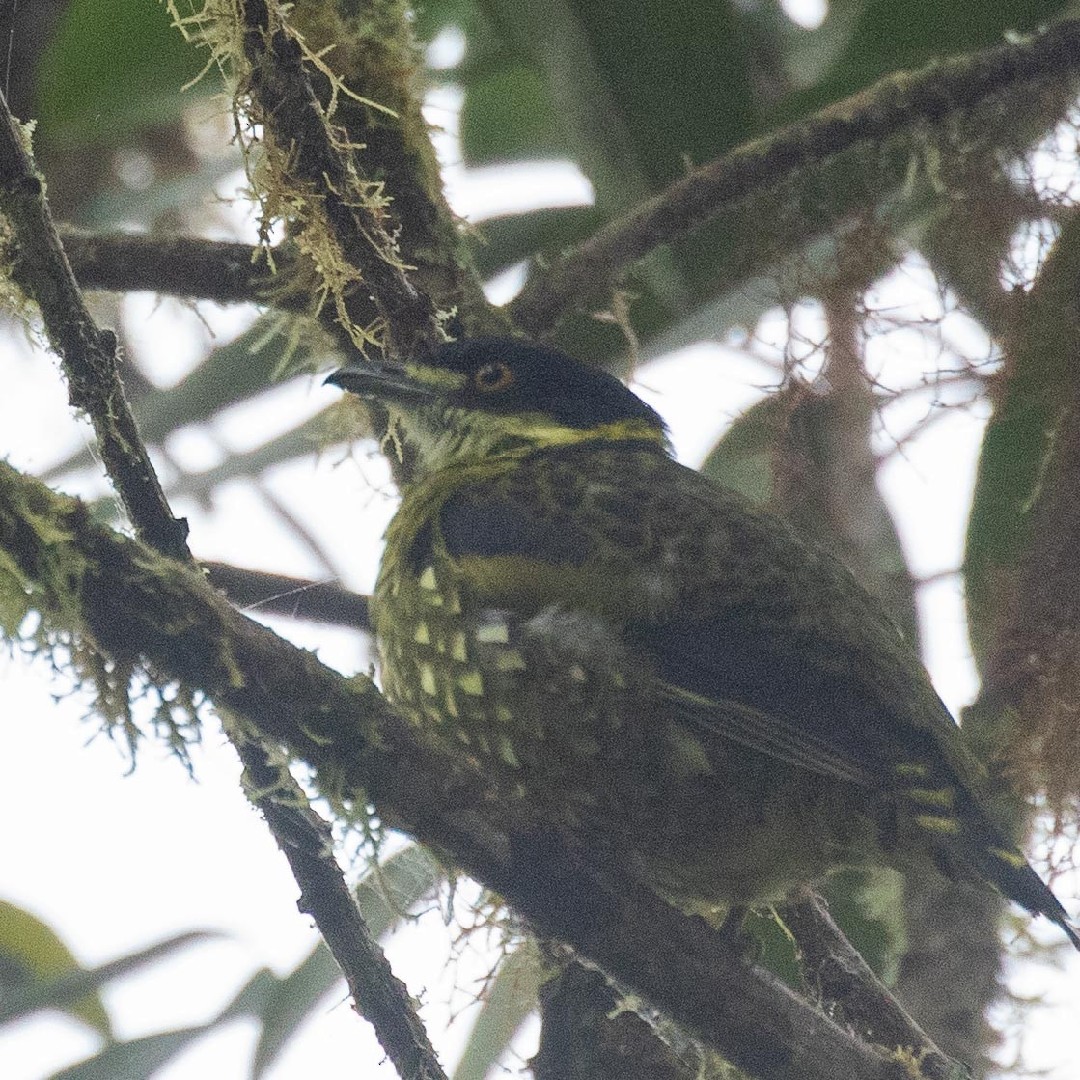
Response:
373,550,643,776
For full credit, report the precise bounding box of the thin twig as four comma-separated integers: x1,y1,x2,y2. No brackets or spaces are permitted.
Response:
236,739,448,1080
0,460,958,1080
509,19,1080,337
205,562,370,630
780,889,958,1076
0,88,191,559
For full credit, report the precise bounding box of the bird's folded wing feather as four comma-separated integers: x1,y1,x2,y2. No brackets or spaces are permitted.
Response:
437,460,973,795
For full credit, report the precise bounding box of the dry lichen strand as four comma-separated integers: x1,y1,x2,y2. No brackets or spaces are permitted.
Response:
167,0,404,350
0,467,202,755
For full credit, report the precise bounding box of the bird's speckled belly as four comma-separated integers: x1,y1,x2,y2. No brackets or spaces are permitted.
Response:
374,555,880,905
375,559,638,771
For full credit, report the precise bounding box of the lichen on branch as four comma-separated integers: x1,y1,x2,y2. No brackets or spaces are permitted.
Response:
166,0,455,356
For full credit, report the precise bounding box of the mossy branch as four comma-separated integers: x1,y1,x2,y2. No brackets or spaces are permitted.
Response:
234,0,446,355
508,19,1080,338
979,206,1080,807
0,460,962,1080
0,89,190,560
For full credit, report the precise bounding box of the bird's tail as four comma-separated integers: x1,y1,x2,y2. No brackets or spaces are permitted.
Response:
963,837,1080,951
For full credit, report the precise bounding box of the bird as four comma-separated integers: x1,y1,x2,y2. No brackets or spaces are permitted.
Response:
326,336,1080,951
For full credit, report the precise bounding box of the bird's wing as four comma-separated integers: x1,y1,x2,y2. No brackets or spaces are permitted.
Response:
636,607,941,791
434,454,1080,943
436,451,962,793
659,684,879,787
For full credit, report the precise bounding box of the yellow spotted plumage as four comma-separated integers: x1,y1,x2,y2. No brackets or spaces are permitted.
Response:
329,337,1080,950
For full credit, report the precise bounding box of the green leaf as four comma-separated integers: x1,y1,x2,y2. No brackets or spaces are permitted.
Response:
837,0,1068,79
701,391,788,505
821,868,906,984
0,931,218,1031
48,1026,219,1080
460,63,563,164
0,920,217,1039
217,966,280,1023
746,869,906,988
452,940,544,1080
561,0,756,190
0,900,111,1037
251,945,343,1080
413,0,487,46
786,0,1071,118
36,0,221,145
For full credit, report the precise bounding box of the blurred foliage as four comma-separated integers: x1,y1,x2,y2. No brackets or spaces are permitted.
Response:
36,0,220,145
7,0,1080,1076
0,849,444,1080
0,899,111,1037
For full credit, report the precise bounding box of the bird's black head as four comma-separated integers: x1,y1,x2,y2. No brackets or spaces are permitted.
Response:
326,337,668,478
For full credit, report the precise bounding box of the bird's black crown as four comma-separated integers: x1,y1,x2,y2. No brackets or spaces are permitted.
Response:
427,338,666,434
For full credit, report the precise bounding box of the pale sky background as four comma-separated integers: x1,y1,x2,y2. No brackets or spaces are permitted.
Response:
2,6,1079,1080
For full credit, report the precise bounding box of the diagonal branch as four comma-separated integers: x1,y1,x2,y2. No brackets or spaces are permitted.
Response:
236,739,448,1080
508,18,1080,338
0,89,191,560
237,0,444,356
0,460,963,1080
780,889,951,1072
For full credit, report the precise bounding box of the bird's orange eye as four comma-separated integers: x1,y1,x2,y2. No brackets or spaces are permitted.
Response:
473,361,514,392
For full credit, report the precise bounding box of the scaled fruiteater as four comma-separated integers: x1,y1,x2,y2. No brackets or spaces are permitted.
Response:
327,337,1079,950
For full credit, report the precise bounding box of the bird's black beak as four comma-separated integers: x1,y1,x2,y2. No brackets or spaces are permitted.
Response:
324,361,438,404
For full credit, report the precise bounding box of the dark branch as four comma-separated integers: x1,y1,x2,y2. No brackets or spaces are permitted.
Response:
0,461,961,1080
508,19,1080,337
780,889,954,1075
236,739,447,1080
534,955,701,1080
61,229,298,307
237,0,444,356
0,89,191,560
